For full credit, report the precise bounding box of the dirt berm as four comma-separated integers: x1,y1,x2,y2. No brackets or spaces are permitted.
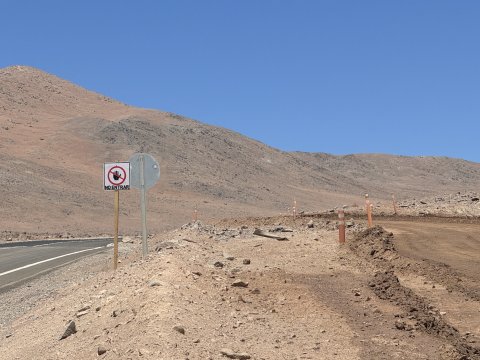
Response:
348,226,480,360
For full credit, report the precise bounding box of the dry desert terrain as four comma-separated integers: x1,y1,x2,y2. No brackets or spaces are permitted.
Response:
0,66,479,359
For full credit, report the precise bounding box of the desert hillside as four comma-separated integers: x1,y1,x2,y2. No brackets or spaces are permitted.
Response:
1,65,480,234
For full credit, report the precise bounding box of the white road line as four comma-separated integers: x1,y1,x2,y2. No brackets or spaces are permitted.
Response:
0,246,105,277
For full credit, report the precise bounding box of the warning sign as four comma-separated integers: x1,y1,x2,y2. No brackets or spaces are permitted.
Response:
104,162,130,190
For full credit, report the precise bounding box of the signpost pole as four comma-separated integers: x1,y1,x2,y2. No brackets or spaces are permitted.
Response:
140,154,148,258
127,153,160,258
114,190,119,270
104,161,130,269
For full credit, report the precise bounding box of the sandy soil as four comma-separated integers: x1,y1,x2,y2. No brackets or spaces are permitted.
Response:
379,220,480,282
1,215,479,359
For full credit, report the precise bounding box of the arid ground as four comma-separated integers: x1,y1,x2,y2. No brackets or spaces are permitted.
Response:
1,211,479,359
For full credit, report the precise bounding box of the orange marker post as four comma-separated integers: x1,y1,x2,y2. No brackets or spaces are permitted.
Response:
367,203,373,228
338,209,346,244
193,207,198,222
365,193,369,213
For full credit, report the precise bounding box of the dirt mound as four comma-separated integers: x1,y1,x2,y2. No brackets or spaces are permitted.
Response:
350,225,480,301
348,226,397,266
369,271,479,359
350,227,480,359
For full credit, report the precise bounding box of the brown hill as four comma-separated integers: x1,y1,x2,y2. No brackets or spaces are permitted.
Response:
1,65,480,235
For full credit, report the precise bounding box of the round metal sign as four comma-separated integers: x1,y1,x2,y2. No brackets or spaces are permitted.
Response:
128,153,160,190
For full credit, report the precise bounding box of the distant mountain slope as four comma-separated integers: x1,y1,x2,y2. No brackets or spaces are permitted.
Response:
1,65,480,234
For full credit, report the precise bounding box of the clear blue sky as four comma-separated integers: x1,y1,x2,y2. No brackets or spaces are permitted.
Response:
2,1,480,161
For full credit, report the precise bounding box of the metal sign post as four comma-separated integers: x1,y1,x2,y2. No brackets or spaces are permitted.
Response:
104,162,130,270
139,154,148,257
129,153,161,259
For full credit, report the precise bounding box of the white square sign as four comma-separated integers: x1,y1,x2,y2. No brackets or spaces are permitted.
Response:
104,162,130,190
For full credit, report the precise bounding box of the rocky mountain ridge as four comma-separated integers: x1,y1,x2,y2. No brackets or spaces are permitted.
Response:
1,65,480,234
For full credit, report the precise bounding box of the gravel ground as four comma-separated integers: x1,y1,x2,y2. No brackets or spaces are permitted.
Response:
0,241,137,331
3,216,476,359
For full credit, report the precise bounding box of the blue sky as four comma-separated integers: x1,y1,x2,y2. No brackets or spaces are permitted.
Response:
1,1,480,161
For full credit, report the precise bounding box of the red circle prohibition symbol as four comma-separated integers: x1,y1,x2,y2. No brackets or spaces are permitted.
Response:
108,166,126,186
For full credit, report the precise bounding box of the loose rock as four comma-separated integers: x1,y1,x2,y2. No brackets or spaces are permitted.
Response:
98,346,107,355
149,280,162,287
231,280,249,288
395,320,405,330
173,325,186,335
60,320,77,340
76,310,89,318
220,348,251,359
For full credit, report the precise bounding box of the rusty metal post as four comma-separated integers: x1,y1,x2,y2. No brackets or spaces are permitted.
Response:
367,203,373,228
338,209,346,244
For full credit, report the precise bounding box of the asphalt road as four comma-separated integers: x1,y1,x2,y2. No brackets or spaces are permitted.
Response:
0,239,113,292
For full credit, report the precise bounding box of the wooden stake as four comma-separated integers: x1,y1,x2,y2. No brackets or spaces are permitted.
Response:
113,190,119,270
392,194,397,215
293,198,297,220
367,203,373,228
338,209,346,244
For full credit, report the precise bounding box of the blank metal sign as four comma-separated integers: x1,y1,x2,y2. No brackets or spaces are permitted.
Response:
129,153,160,189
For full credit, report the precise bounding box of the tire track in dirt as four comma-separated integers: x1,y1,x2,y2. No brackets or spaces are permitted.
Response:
379,220,480,281
298,270,447,359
